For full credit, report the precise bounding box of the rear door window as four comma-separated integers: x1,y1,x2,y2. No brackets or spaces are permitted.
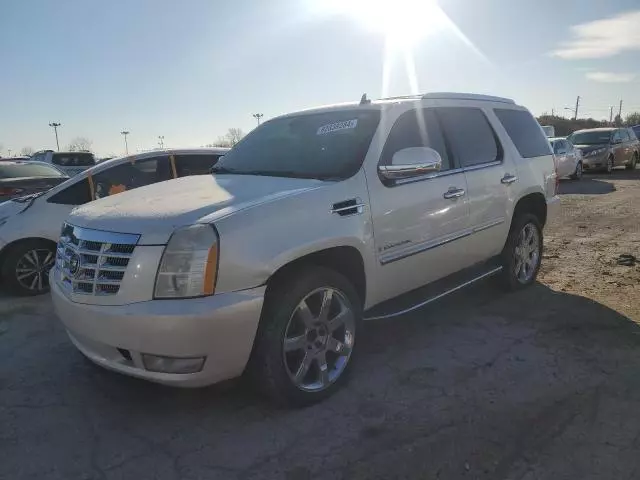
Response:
436,107,501,167
175,154,222,177
612,130,623,143
494,108,553,158
92,156,172,199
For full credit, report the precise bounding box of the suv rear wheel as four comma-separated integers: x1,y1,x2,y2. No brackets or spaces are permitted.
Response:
1,240,56,296
499,214,543,291
626,153,638,170
249,266,361,407
605,155,614,173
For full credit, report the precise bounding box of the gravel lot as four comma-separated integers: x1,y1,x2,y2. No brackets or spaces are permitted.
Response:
1,169,639,480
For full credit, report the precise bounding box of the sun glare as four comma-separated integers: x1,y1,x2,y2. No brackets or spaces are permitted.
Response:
320,0,448,47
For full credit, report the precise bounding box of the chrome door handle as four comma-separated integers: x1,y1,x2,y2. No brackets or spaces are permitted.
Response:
501,174,518,185
443,188,465,199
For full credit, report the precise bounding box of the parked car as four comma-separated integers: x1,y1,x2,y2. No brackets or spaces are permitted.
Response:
631,125,640,142
30,150,96,177
50,92,559,406
0,147,228,296
0,161,69,202
549,137,582,180
567,128,639,173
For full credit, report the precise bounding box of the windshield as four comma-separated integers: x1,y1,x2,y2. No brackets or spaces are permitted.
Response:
0,162,67,179
568,131,612,145
213,110,381,180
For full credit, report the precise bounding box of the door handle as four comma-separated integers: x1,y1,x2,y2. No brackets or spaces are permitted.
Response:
443,188,465,199
501,174,518,185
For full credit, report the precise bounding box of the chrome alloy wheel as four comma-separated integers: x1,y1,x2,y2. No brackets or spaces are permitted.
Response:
282,287,356,392
15,249,55,292
513,223,540,284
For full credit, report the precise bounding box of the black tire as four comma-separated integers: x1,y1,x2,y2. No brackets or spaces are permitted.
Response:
0,239,56,296
626,153,638,170
604,156,614,174
248,266,362,407
570,161,583,180
499,213,543,291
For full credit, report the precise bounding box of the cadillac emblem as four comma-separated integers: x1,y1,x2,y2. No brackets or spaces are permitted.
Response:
69,252,81,277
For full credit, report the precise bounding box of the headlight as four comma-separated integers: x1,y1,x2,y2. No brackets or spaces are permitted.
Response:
154,224,219,299
586,148,606,157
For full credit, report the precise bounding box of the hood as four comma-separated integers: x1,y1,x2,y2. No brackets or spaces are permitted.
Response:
574,144,608,154
68,174,324,244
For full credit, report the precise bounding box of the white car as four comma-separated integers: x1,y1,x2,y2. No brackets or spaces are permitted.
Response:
549,137,582,180
50,92,559,406
0,147,228,295
30,150,97,177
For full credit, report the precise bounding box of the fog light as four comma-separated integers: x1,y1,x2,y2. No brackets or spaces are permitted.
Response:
141,354,206,374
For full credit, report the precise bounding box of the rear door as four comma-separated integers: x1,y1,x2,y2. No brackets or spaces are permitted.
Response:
435,106,512,264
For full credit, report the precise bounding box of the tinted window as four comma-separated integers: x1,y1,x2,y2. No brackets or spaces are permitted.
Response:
93,156,172,199
437,107,500,167
494,109,552,158
175,154,222,177
47,178,91,205
214,110,380,180
380,109,451,170
632,126,640,139
31,153,46,162
52,152,95,167
612,130,623,143
0,163,66,179
620,130,630,142
568,130,613,145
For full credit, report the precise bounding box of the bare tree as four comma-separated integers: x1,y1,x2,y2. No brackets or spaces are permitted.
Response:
208,128,245,148
20,146,34,156
67,137,93,152
625,112,640,126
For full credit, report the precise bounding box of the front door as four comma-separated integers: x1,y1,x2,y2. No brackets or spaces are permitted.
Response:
611,130,627,167
366,108,473,305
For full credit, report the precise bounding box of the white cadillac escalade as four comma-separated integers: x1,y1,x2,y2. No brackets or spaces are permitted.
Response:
51,92,560,406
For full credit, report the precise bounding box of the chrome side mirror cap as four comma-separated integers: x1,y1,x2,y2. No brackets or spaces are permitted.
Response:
378,147,442,180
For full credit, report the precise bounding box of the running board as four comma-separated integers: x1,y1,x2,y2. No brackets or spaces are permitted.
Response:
363,259,503,321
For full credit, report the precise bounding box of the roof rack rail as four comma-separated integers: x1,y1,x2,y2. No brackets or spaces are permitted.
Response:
422,92,515,104
379,94,423,101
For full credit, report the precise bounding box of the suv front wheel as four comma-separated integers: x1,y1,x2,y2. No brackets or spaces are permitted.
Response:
250,266,361,407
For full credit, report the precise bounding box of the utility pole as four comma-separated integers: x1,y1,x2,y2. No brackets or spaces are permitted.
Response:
610,106,614,125
573,96,580,120
48,122,61,151
158,135,165,148
121,131,130,155
618,100,623,123
551,108,555,117
253,113,264,125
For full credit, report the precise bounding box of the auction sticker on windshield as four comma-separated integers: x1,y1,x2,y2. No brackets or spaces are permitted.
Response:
317,119,358,135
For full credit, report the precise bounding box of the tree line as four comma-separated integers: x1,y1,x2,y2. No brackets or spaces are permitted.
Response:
537,112,640,137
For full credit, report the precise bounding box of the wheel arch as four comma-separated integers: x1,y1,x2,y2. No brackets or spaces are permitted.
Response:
265,245,367,308
511,192,547,229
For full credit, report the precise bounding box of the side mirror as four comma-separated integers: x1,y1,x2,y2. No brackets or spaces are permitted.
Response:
378,147,442,180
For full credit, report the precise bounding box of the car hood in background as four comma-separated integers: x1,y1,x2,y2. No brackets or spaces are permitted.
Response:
574,144,609,154
68,174,325,244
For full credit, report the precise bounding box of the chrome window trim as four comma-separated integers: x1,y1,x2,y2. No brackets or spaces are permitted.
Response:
391,160,502,187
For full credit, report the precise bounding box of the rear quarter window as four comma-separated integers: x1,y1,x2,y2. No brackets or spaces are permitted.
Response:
494,109,553,158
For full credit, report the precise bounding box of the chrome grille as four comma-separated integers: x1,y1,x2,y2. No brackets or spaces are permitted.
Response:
55,223,140,296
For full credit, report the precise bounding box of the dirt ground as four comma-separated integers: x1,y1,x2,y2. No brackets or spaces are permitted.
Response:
1,169,639,480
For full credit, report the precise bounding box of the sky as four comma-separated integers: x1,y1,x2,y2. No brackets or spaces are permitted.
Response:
2,0,640,157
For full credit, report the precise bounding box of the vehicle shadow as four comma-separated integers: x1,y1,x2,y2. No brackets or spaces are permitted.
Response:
558,177,615,195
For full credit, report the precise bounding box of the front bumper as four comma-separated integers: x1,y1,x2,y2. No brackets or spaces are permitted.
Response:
581,154,606,170
51,278,265,387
